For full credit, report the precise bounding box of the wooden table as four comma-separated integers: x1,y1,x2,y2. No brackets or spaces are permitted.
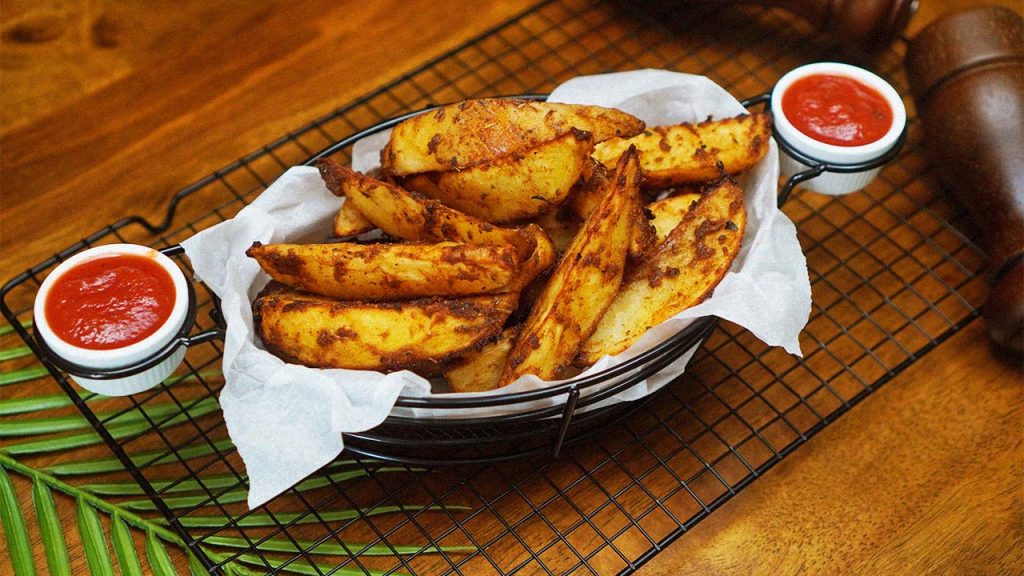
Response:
2,0,1021,574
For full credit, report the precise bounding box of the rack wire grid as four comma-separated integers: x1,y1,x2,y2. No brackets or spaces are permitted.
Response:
1,0,988,574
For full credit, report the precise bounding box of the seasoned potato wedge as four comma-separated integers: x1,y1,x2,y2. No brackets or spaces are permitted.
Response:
247,241,519,301
401,130,594,223
534,207,582,255
444,326,519,393
254,287,517,372
501,147,642,384
571,160,654,259
577,179,747,364
593,113,771,188
381,98,645,176
332,202,375,238
647,192,701,243
317,158,537,260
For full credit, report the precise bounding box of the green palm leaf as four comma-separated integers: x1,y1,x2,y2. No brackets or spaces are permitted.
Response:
0,396,219,437
45,437,236,476
2,397,220,455
0,465,36,576
0,345,32,361
205,534,474,556
76,495,116,576
0,365,50,386
111,513,144,576
0,328,469,576
146,528,178,576
32,478,71,576
174,504,466,529
0,390,92,417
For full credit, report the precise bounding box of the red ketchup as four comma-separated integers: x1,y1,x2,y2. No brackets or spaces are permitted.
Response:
44,254,176,350
781,73,893,146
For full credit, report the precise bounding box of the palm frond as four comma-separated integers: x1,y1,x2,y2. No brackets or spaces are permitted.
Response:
111,512,145,576
0,329,476,575
31,478,71,576
0,464,36,576
76,494,116,576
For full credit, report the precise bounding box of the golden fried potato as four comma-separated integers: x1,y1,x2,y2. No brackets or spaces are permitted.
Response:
332,202,375,238
401,130,594,223
381,98,645,176
646,192,701,243
576,179,747,364
534,207,582,255
593,113,771,188
246,241,519,301
317,158,537,260
501,147,642,385
571,160,654,259
444,326,519,393
254,287,517,372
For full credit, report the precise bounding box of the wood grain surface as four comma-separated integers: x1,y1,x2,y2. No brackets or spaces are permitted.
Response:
2,0,1021,575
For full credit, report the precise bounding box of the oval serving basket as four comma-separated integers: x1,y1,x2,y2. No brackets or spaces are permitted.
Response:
299,96,722,466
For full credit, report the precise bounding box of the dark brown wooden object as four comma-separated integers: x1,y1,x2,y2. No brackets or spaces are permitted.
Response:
906,6,1024,355
706,0,917,52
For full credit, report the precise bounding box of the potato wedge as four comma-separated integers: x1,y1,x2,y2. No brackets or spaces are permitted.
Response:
577,179,747,364
401,130,594,223
381,98,645,176
501,147,642,384
647,191,701,243
317,158,536,260
247,241,519,301
593,113,771,188
444,326,519,393
254,287,517,372
534,207,582,255
332,202,375,238
572,160,654,259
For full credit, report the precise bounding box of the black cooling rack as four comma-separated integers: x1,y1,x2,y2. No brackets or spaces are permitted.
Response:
1,0,988,574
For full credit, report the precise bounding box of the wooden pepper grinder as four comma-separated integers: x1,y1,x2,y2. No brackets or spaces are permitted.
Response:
905,6,1024,355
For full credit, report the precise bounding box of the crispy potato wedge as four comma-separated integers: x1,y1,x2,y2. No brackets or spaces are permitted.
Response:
577,179,747,364
317,158,537,259
501,147,642,384
534,207,581,255
571,160,654,259
593,113,771,188
401,130,594,223
381,98,645,176
332,202,375,238
247,241,519,301
647,192,701,243
254,287,517,372
444,326,519,393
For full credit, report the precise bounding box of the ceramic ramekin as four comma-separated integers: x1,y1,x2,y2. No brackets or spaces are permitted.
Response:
771,62,907,195
33,244,190,396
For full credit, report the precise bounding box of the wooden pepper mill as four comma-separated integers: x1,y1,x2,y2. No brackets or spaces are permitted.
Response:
905,6,1024,355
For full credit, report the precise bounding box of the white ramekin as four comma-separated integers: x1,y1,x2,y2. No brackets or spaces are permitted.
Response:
771,62,907,195
33,244,190,396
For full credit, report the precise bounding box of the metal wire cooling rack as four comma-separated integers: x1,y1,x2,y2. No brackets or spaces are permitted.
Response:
1,0,988,574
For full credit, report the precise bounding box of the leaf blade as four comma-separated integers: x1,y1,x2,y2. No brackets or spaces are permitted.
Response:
204,534,474,556
76,495,115,576
2,397,220,456
44,437,235,476
0,366,49,386
0,464,36,576
111,512,144,576
32,478,71,576
145,528,177,576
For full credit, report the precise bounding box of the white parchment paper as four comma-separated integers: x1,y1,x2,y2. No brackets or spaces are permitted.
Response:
181,69,811,508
